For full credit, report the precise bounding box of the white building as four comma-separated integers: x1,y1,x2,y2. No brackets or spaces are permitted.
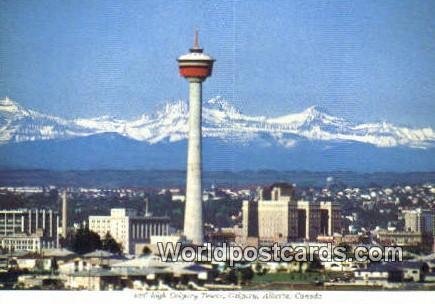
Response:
354,264,403,287
403,208,433,234
0,234,42,252
171,194,186,203
89,208,170,254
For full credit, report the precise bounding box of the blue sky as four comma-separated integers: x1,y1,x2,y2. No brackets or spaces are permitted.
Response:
0,0,434,127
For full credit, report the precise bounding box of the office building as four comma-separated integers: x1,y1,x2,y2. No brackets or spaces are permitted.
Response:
89,208,170,254
403,209,433,234
241,184,341,245
0,208,60,251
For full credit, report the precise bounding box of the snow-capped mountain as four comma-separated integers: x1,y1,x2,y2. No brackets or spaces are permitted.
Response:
0,97,93,144
1,96,434,149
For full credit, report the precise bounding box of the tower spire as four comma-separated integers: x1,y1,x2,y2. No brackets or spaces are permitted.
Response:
190,30,203,52
194,30,199,49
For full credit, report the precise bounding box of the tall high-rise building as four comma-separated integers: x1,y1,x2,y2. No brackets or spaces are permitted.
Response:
241,184,341,245
403,209,433,234
297,200,320,240
177,32,214,244
319,201,342,236
256,184,298,244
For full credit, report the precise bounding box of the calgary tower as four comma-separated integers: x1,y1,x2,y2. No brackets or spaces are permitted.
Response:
177,32,214,244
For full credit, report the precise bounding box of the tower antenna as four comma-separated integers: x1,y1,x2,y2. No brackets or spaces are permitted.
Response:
190,30,203,52
193,30,199,49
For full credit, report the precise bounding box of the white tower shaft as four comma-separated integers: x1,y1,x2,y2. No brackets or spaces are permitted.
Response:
184,79,204,244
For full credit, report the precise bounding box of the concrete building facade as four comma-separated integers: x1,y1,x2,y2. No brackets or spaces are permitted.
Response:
403,209,433,234
241,184,341,245
89,208,170,254
0,209,60,251
0,234,42,252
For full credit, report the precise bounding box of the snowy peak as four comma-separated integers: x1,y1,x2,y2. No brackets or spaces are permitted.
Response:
206,96,242,117
0,97,434,149
0,97,91,144
0,97,30,117
265,106,345,132
301,106,337,123
0,96,20,109
155,100,188,118
302,105,326,117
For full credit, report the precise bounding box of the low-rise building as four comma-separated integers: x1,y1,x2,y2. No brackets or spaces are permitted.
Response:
354,263,403,286
0,234,42,252
399,261,428,282
376,230,423,247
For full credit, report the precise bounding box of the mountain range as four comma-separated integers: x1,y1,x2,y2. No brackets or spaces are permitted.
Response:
0,96,434,171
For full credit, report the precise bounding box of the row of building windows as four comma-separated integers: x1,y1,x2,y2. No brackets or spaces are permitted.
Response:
3,245,38,251
2,239,39,245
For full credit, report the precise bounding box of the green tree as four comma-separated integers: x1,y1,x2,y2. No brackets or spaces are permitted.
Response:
254,262,263,275
101,232,123,254
34,259,45,272
240,267,254,283
141,246,152,256
70,227,102,254
226,269,238,285
51,257,59,274
308,255,323,271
